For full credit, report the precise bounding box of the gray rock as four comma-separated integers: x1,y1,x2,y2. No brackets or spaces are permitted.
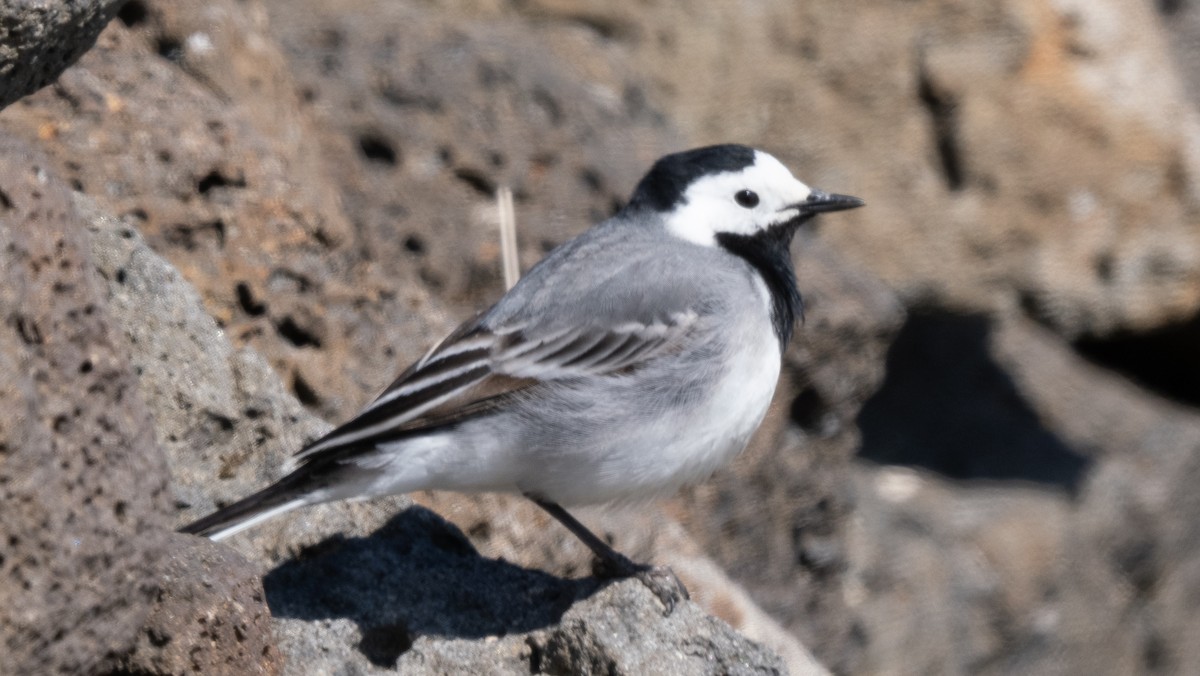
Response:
835,315,1200,674
263,505,783,675
1159,0,1200,109
100,533,284,675
0,0,124,109
262,1,681,319
0,133,169,673
79,193,332,521
532,582,787,676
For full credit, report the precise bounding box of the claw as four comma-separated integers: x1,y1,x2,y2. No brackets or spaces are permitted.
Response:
593,556,689,615
635,565,690,615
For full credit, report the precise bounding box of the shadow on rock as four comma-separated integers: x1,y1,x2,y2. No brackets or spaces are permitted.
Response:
858,310,1089,492
263,505,601,666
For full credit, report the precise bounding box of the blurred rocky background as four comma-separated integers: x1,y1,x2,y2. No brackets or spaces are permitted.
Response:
2,0,1199,674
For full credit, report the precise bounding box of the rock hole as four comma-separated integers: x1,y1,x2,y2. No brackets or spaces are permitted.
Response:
0,188,13,210
206,411,235,432
563,13,626,39
235,282,267,316
454,167,495,196
276,316,322,348
165,220,226,250
268,268,315,293
14,315,43,345
917,65,964,191
291,370,321,407
379,84,443,111
1094,252,1115,283
526,636,543,673
790,387,837,437
467,521,491,539
156,37,184,63
312,227,334,249
403,235,425,254
578,167,604,194
117,0,149,27
858,311,1087,489
1073,311,1200,408
197,169,245,194
357,134,398,167
147,627,172,648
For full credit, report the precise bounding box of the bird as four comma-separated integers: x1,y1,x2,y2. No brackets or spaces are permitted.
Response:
180,144,863,612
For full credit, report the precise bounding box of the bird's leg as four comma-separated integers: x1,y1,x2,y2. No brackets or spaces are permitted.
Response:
527,496,689,614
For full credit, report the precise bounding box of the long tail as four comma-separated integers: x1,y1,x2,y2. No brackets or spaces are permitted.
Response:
179,473,313,541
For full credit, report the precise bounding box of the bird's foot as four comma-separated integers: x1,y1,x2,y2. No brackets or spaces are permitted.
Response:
634,564,690,615
593,556,690,615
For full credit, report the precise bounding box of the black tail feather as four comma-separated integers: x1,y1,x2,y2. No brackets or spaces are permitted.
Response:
179,474,308,540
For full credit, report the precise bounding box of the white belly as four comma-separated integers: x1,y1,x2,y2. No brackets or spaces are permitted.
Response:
563,318,782,505
665,324,781,485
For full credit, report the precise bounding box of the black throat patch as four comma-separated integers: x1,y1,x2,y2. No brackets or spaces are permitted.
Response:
716,223,805,349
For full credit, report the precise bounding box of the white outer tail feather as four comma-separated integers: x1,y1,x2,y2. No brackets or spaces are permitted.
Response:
204,497,309,541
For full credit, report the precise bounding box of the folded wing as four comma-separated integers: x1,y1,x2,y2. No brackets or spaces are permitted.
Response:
293,309,699,462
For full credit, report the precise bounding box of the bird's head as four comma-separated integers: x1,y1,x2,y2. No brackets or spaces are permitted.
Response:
625,144,863,247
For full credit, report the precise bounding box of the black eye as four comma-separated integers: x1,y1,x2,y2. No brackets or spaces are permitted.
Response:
734,189,759,208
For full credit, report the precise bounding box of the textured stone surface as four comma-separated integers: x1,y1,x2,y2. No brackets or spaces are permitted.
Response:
1,0,677,425
0,134,169,673
0,0,430,426
0,0,124,109
101,533,284,675
836,316,1200,674
403,491,829,675
1161,0,1200,107
530,582,786,676
263,508,786,675
263,1,680,314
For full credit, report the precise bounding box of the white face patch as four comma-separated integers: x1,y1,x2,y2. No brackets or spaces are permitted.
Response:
663,150,814,246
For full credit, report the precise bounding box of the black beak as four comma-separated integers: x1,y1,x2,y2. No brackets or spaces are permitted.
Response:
792,189,865,215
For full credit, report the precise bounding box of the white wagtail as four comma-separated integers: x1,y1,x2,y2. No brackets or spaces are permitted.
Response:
181,144,863,611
